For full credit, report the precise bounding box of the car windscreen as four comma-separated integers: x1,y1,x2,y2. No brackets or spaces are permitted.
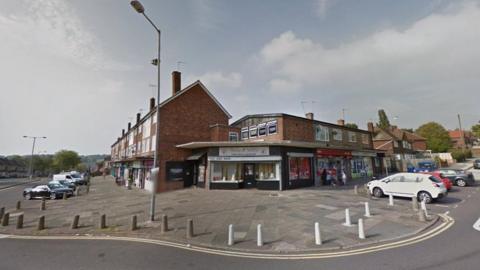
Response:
429,176,442,183
48,184,63,189
71,173,81,178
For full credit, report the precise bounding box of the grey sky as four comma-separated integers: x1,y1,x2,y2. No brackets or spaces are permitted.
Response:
1,0,479,155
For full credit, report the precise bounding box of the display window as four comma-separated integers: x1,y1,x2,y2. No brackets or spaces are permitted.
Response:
255,163,277,180
212,163,243,181
289,157,311,180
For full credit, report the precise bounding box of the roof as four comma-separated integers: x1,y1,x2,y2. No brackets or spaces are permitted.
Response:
230,113,371,133
373,127,425,142
449,130,465,139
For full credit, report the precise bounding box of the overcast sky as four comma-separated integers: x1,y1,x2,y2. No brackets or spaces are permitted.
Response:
1,0,479,155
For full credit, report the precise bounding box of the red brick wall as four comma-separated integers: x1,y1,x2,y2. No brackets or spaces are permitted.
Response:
282,115,314,141
412,140,427,151
210,125,241,141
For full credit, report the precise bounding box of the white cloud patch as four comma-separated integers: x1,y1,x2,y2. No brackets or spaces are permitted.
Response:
259,1,480,128
191,71,243,90
315,0,337,18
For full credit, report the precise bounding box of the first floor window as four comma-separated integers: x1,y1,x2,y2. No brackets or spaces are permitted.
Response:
315,125,330,142
241,128,249,140
348,132,357,142
229,132,239,141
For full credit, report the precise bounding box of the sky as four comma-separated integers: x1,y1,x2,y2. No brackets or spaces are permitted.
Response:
1,0,479,155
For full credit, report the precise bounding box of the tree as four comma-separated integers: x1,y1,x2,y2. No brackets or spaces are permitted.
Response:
472,124,480,138
376,109,391,129
416,122,452,152
53,150,81,172
345,123,358,129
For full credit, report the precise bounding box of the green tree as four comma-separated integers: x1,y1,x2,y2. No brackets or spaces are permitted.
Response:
416,122,452,152
345,123,358,129
53,150,81,172
376,109,391,129
472,124,480,138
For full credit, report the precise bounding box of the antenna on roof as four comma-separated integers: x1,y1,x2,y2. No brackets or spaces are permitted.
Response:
177,61,186,71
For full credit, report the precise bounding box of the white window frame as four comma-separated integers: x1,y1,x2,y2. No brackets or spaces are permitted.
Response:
332,128,343,141
348,131,357,143
249,126,258,138
229,132,239,142
267,120,278,135
315,125,330,142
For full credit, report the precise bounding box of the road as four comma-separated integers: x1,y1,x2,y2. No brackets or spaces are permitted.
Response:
0,182,479,269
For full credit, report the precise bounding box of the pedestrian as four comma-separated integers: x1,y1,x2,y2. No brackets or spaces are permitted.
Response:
321,169,327,185
342,169,347,186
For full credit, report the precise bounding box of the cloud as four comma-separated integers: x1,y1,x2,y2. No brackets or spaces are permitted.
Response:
269,78,301,94
258,1,480,128
191,71,243,90
315,0,337,18
190,0,223,30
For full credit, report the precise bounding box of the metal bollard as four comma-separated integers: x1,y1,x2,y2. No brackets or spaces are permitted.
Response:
389,194,394,206
2,212,10,226
0,206,4,221
186,219,194,238
364,202,371,217
418,209,426,222
37,215,45,230
100,214,106,229
228,224,234,246
161,215,168,233
412,196,419,211
354,185,358,195
131,215,137,231
71,215,80,229
41,199,46,211
358,218,366,239
257,224,263,247
16,200,21,210
16,214,24,229
343,208,352,226
63,192,67,200
314,222,322,245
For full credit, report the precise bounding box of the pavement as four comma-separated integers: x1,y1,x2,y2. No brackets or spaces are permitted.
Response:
0,176,437,253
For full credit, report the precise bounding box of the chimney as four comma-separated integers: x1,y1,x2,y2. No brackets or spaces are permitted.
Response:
136,113,141,124
172,71,181,96
337,119,345,126
122,129,125,136
149,97,155,111
367,122,374,133
127,122,131,131
305,112,314,120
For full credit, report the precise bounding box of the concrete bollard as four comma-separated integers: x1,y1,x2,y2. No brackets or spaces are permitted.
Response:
418,209,426,222
100,214,106,229
228,224,234,246
343,208,352,226
354,185,358,195
2,212,10,226
40,199,46,211
161,215,168,233
420,200,427,211
358,218,366,239
412,196,419,211
37,215,45,230
257,224,263,247
86,184,90,194
364,202,371,217
186,219,194,238
71,215,80,229
16,200,21,210
75,188,80,197
16,214,24,229
314,222,322,245
63,192,67,200
0,206,4,221
389,194,394,206
131,215,137,231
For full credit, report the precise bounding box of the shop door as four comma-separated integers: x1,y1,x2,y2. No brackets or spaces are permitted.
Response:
184,162,194,188
244,163,256,188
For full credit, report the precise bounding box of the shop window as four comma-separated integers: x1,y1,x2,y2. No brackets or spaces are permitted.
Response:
289,157,311,180
255,163,277,180
348,132,357,142
229,132,239,142
332,128,342,141
315,125,330,142
258,123,267,136
241,128,249,140
249,126,258,138
212,163,243,181
267,121,277,135
166,162,184,181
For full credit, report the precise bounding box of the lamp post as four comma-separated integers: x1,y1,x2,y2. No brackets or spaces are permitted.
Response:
23,136,47,180
130,0,161,222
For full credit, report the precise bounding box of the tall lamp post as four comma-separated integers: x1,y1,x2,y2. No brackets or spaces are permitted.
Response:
130,0,161,222
23,136,47,180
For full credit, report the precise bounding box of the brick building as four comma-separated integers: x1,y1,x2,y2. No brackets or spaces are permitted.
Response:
449,130,475,149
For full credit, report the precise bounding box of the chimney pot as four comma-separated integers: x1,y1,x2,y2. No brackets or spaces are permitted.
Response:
122,129,125,136
149,97,155,111
128,122,131,131
305,112,314,120
136,113,141,124
337,119,345,126
172,71,181,96
367,122,374,133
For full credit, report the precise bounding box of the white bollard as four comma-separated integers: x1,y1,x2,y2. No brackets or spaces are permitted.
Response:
228,224,234,246
314,222,322,245
364,202,371,217
257,224,263,247
343,208,352,226
389,194,394,206
358,218,366,239
420,199,427,211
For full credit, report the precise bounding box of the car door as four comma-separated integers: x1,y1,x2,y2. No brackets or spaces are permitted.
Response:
383,174,405,196
442,170,456,183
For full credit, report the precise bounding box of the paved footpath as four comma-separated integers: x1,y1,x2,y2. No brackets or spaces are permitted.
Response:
0,176,438,253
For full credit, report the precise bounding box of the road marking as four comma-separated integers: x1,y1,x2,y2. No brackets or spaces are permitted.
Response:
473,218,480,232
433,204,449,208
0,214,454,260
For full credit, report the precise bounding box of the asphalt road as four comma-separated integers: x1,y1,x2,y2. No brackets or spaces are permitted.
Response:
0,178,46,203
0,182,479,269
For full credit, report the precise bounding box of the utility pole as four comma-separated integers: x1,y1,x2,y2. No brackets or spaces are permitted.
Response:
458,114,466,149
23,136,47,180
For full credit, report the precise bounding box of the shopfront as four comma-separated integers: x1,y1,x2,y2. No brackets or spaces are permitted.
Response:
286,152,314,189
351,151,375,179
316,148,352,185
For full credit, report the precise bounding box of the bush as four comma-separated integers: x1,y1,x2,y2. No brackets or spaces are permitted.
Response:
450,149,471,162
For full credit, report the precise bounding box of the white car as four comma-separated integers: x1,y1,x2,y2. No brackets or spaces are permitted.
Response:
366,173,447,203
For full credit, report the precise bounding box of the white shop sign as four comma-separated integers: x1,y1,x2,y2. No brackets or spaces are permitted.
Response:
219,147,269,157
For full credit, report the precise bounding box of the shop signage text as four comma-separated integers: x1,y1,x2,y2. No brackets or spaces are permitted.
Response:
219,147,270,157
316,148,352,157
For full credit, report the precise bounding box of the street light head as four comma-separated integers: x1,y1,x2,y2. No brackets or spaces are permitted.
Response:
130,1,145,13
23,136,27,138
42,137,47,139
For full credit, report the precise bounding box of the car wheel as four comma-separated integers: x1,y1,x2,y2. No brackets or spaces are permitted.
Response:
373,187,384,198
456,179,467,187
50,193,56,200
417,191,433,204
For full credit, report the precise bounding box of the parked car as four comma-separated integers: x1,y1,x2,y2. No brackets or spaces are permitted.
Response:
434,169,475,187
68,172,87,185
408,161,437,173
49,179,76,191
366,173,447,203
23,184,73,200
53,174,77,185
474,159,480,169
421,172,452,191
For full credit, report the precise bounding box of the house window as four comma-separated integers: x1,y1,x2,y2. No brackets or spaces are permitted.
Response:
267,120,277,134
249,126,258,138
362,134,370,144
258,123,267,136
332,128,342,141
143,122,150,139
348,132,357,142
241,128,249,140
229,132,239,142
315,125,330,142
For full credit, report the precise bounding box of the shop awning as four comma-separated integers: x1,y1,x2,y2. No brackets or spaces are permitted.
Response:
186,152,206,161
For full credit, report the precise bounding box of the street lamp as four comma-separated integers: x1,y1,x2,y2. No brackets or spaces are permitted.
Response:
130,0,161,222
23,136,47,180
